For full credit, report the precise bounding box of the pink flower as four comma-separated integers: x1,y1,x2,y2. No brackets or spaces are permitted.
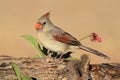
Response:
91,33,102,42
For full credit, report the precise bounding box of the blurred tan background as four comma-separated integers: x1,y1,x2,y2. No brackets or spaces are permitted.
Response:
0,0,120,63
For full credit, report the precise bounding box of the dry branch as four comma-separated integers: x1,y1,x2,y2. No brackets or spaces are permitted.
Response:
0,54,120,80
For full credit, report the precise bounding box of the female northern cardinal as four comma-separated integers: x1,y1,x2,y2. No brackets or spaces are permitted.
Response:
35,12,110,59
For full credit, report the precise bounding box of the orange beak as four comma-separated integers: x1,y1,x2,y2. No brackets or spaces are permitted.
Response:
35,22,42,30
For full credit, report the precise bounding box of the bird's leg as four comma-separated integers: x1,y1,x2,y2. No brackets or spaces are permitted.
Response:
58,52,64,60
47,50,52,57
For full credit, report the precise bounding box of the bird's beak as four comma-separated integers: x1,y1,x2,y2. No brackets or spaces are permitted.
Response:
35,22,42,30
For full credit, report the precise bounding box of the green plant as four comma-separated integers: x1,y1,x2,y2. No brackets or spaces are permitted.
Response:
12,64,21,80
12,64,31,80
22,35,46,58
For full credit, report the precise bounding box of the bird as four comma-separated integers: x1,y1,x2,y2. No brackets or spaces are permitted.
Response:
35,12,110,59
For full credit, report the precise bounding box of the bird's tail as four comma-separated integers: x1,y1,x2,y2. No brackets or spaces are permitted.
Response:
78,45,110,60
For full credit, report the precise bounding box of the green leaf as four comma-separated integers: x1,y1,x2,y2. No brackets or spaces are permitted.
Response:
12,64,21,80
22,35,46,57
23,75,31,80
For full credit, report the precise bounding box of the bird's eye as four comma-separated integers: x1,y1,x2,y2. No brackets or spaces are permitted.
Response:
43,22,46,25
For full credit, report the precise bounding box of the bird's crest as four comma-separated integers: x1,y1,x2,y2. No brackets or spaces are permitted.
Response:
42,12,50,18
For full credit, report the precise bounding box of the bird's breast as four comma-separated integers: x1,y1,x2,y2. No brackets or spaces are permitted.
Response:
37,32,69,53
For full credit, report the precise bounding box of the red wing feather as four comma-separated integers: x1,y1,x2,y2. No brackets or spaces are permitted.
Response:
53,35,72,42
52,32,80,46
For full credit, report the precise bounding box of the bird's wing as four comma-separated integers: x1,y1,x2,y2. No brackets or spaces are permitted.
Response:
50,27,80,46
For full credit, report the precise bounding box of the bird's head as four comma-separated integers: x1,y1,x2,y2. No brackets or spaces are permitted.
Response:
35,12,53,32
